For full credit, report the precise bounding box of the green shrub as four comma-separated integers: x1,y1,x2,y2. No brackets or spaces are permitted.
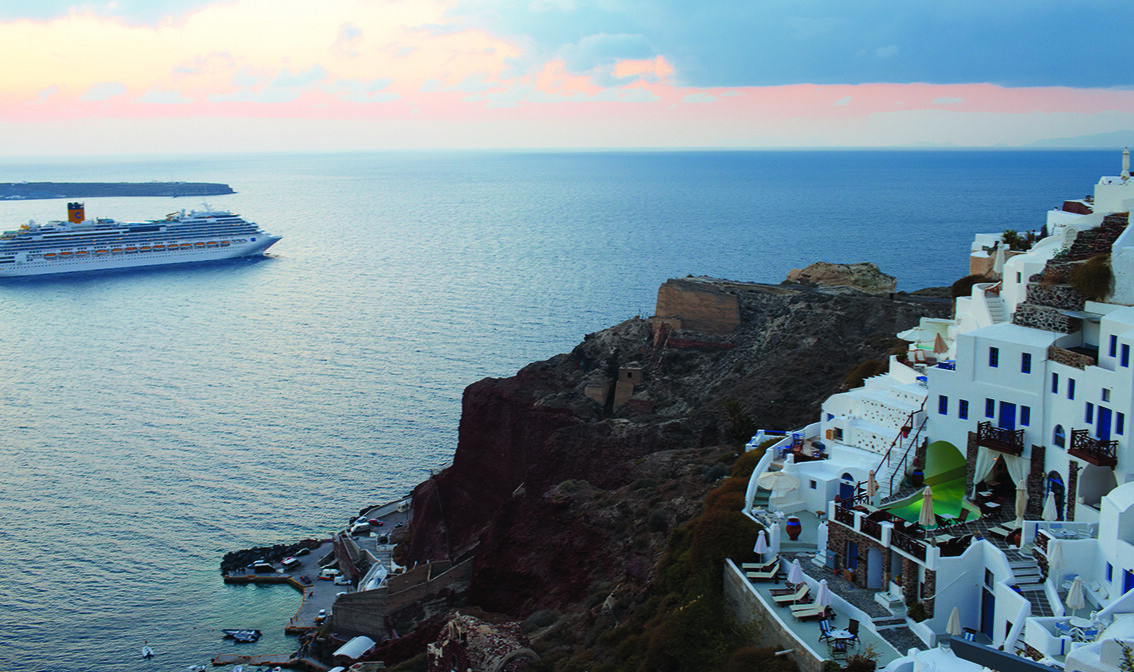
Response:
731,444,770,480
907,601,928,622
724,399,758,447
688,510,760,573
1070,253,1114,301
842,359,886,389
950,273,988,299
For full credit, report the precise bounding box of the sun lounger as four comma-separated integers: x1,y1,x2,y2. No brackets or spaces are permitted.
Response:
741,557,778,571
746,566,779,582
791,602,828,620
988,525,1015,539
772,585,810,606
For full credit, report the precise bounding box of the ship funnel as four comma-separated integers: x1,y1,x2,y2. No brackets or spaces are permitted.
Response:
67,202,85,224
1123,147,1130,181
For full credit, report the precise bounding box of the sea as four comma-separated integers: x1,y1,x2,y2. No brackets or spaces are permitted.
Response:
0,149,1117,671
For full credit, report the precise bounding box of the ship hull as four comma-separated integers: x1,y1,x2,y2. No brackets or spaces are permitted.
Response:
0,236,280,277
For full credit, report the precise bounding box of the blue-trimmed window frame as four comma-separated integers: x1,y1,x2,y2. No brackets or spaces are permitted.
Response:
1021,352,1032,374
989,347,999,368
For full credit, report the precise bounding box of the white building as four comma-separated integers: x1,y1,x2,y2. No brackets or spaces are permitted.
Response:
742,151,1134,671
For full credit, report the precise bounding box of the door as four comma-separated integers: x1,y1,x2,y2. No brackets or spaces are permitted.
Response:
867,547,884,589
1099,407,1113,441
981,588,995,639
1124,570,1134,595
846,541,858,570
999,402,1016,431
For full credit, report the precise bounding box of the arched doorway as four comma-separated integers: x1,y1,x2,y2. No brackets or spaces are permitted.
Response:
839,472,855,503
867,547,884,589
1047,471,1066,520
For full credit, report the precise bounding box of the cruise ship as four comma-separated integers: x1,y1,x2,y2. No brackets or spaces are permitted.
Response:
0,202,280,277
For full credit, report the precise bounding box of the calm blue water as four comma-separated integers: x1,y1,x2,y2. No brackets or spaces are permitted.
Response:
0,149,1116,671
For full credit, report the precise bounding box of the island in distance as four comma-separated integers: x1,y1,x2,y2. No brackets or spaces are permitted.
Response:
0,181,235,200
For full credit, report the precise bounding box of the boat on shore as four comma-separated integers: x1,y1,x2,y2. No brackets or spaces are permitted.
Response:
0,202,280,277
221,629,262,643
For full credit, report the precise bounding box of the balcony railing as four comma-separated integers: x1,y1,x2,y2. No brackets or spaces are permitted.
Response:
861,517,882,541
891,529,927,561
1069,429,1118,468
834,506,855,527
976,421,1025,456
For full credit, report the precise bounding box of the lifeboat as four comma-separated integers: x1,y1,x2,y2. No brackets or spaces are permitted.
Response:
111,248,124,254
207,241,218,247
125,247,138,253
76,250,89,255
95,249,109,255
193,242,206,247
140,246,151,252
152,245,165,251
220,241,231,247
180,243,192,248
60,251,72,257
44,253,57,258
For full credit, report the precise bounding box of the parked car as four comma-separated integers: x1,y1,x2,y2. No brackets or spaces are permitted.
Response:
299,575,312,585
315,609,327,624
319,568,340,580
281,556,300,569
369,519,383,526
349,522,370,535
334,575,351,585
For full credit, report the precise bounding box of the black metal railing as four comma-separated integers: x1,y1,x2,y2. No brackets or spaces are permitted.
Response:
834,506,855,527
861,517,882,541
1069,429,1118,467
976,421,1025,455
891,529,927,561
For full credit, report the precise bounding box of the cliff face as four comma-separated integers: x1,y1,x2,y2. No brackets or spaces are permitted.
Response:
405,277,951,616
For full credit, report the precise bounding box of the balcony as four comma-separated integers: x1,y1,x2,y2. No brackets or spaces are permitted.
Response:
976,421,1025,456
1069,429,1118,468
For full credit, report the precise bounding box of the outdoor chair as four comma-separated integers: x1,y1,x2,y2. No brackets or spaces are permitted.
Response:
962,627,977,642
847,619,860,647
829,639,848,660
790,602,827,620
770,581,803,596
746,565,779,582
741,556,778,571
772,584,810,606
817,618,832,642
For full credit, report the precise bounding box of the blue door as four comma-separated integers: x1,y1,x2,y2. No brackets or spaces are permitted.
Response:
1099,407,1113,441
981,588,995,638
999,402,1016,431
839,479,855,503
1124,570,1134,595
846,541,858,570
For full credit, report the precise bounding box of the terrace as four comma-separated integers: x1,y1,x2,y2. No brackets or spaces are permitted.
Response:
1068,429,1118,468
976,421,1025,456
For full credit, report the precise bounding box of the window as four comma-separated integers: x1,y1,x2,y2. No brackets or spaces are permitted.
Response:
1069,378,1076,400
1108,563,1114,583
938,395,948,415
1052,373,1059,394
1120,413,1126,436
986,398,995,418
985,569,994,588
1103,389,1112,402
1021,352,1032,373
1054,425,1066,448
1021,406,1031,426
959,400,969,420
1124,344,1131,368
827,413,834,421
989,347,999,368
810,480,817,490
1111,335,1118,358
1087,403,1095,423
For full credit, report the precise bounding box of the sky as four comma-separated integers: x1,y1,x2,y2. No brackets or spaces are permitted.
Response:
3,0,1134,154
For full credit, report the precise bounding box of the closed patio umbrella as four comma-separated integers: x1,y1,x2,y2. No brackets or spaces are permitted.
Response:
753,530,769,558
769,522,781,554
1015,482,1027,518
1066,576,1086,614
867,470,878,504
787,559,804,585
816,521,828,554
1047,541,1064,585
816,579,830,609
1043,491,1058,521
947,606,962,637
919,486,936,528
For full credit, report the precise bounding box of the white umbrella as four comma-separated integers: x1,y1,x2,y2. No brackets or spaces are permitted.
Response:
1066,576,1086,613
753,530,769,558
757,471,801,501
787,559,804,585
816,579,830,608
1043,491,1058,521
919,486,936,528
1047,541,1063,585
947,606,962,637
867,470,878,504
816,521,828,554
1015,482,1027,518
769,522,782,554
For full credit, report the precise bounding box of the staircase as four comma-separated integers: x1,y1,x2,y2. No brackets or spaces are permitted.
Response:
986,294,1008,324
750,487,771,511
1007,549,1055,617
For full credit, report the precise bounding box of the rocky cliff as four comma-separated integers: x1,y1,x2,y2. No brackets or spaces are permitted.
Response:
403,276,951,623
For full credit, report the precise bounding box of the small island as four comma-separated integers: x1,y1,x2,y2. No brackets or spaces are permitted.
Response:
0,181,235,200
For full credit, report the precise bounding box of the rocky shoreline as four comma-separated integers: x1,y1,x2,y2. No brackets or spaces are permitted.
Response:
224,274,953,671
0,181,235,200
